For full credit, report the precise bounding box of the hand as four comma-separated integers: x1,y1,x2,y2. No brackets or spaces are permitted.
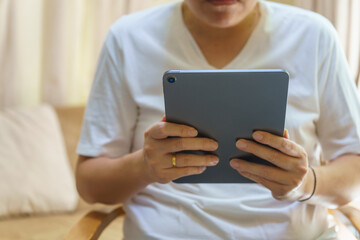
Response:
230,130,313,201
142,118,219,184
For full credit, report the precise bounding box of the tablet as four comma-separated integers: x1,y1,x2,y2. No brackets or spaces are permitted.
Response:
163,69,289,183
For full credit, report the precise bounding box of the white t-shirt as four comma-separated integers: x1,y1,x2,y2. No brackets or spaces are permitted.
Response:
77,1,360,239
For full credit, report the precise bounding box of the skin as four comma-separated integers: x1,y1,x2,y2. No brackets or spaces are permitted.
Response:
183,0,260,68
76,120,219,204
76,0,360,208
231,131,360,207
183,0,258,28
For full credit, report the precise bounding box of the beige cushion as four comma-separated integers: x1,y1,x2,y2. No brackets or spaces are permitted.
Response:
0,104,77,218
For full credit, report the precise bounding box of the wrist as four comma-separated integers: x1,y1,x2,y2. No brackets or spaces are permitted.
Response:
298,166,317,202
137,149,155,186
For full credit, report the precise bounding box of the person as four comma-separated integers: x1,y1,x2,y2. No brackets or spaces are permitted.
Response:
75,0,360,239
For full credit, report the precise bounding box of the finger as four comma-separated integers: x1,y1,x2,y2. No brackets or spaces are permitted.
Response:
235,139,299,170
237,171,292,200
161,115,166,122
164,137,218,152
166,166,207,180
251,131,302,158
165,153,219,168
147,122,198,140
230,159,292,185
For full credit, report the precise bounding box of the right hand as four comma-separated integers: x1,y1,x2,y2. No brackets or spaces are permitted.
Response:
143,119,219,184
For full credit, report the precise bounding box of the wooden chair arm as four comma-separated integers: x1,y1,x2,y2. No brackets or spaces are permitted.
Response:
328,203,360,240
64,206,125,240
338,204,360,232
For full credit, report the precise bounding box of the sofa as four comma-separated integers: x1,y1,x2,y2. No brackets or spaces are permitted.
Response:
0,105,359,240
0,106,124,240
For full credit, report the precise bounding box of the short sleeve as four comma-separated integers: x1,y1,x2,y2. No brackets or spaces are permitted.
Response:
316,23,360,161
76,29,137,158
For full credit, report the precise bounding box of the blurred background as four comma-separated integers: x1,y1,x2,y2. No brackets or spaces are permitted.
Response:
0,0,359,110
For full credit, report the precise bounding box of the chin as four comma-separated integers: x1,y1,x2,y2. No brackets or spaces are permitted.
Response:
184,0,256,28
202,0,247,28
205,0,240,6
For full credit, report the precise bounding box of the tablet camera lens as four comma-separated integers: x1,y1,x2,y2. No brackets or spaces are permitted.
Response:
168,77,176,83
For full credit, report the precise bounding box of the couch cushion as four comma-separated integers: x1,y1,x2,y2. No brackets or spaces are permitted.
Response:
54,106,94,210
0,104,77,218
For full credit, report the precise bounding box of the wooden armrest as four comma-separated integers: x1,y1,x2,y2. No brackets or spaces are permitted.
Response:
328,208,357,240
339,204,360,232
64,206,125,240
329,203,360,240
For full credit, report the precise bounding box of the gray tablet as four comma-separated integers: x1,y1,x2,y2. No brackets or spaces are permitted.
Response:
163,69,289,183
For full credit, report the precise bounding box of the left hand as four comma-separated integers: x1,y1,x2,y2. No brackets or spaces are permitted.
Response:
230,130,312,201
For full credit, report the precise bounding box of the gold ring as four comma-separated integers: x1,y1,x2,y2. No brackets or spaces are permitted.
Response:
172,154,176,167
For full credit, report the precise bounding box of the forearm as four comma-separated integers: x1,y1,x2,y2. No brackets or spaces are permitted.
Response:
306,154,360,208
76,149,152,204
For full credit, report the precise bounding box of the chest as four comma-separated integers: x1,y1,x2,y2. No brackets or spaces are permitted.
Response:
195,38,248,69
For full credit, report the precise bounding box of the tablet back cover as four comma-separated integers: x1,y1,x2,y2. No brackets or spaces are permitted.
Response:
163,70,289,183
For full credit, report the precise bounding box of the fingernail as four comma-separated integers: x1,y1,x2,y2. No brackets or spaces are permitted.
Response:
211,141,218,150
284,129,289,137
188,129,198,136
253,132,263,141
201,167,207,172
210,158,219,166
230,160,239,168
237,140,247,148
